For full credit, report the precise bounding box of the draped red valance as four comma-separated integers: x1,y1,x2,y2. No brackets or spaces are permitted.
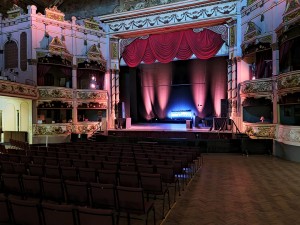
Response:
122,29,225,67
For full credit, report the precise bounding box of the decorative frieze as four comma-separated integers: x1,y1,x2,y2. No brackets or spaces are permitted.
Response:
244,122,276,139
105,1,237,34
277,70,300,95
240,77,274,98
76,90,107,101
0,80,38,99
276,125,300,146
33,123,72,135
72,123,98,134
38,87,73,100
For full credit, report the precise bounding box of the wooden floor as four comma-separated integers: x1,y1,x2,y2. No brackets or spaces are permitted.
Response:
160,154,300,225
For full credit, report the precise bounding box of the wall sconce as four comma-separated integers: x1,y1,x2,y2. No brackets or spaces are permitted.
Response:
90,75,97,89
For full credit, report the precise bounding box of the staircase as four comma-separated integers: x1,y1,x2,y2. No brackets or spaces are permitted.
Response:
88,129,105,142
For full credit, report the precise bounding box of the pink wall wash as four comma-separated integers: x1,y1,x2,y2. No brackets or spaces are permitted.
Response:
133,57,227,121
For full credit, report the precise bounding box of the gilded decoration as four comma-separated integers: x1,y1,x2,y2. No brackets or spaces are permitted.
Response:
277,71,300,95
7,4,23,19
49,37,72,61
244,22,261,42
240,78,273,97
0,80,38,99
45,6,65,22
87,44,106,65
244,124,276,139
33,124,72,135
84,17,99,30
72,124,98,134
283,0,300,23
110,41,119,59
38,87,73,99
229,26,236,47
76,90,107,100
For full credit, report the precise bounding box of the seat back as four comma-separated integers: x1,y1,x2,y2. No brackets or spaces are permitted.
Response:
1,173,23,196
90,183,116,209
0,194,11,224
42,177,65,203
116,186,145,214
118,170,140,187
140,173,163,194
64,180,89,206
98,170,118,185
22,175,42,199
42,202,75,225
9,198,41,225
77,207,115,225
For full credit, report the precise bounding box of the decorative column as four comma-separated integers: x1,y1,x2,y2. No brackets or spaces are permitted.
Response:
72,65,78,124
71,16,78,126
271,42,279,124
115,69,120,117
111,69,116,128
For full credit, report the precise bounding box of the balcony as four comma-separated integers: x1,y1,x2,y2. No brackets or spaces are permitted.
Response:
38,86,73,100
243,122,276,139
277,70,300,96
0,79,38,99
240,77,274,99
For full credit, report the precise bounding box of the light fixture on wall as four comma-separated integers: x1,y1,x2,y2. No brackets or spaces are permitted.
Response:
90,75,97,89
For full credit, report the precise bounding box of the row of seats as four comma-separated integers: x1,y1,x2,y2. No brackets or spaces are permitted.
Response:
1,193,128,225
0,174,162,224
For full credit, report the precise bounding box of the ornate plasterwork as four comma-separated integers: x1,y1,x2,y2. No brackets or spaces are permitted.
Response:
240,77,274,99
244,123,276,139
38,87,73,100
87,44,106,65
276,125,300,146
76,90,107,101
277,70,300,96
0,80,38,99
72,123,98,135
114,0,184,12
244,22,261,42
283,0,300,23
84,17,100,30
7,4,24,19
105,1,237,35
276,0,300,36
33,124,72,135
48,36,72,62
45,6,65,22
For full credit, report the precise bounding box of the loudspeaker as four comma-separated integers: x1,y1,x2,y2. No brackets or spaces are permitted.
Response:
117,102,125,119
220,99,228,118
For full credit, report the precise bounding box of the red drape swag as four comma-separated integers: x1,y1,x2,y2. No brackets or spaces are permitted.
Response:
122,29,224,67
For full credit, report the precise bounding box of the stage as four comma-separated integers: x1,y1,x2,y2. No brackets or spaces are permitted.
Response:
107,122,234,141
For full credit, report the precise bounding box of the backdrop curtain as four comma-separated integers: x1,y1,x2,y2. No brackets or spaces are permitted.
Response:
37,64,51,86
122,29,224,67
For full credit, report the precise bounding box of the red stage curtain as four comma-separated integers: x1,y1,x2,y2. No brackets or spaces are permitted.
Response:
122,29,224,67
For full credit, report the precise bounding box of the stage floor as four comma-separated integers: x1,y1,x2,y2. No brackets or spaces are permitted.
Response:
108,123,212,132
106,123,234,141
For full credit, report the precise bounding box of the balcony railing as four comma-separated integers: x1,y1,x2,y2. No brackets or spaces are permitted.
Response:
277,70,300,96
240,77,274,99
243,122,276,139
0,79,38,99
